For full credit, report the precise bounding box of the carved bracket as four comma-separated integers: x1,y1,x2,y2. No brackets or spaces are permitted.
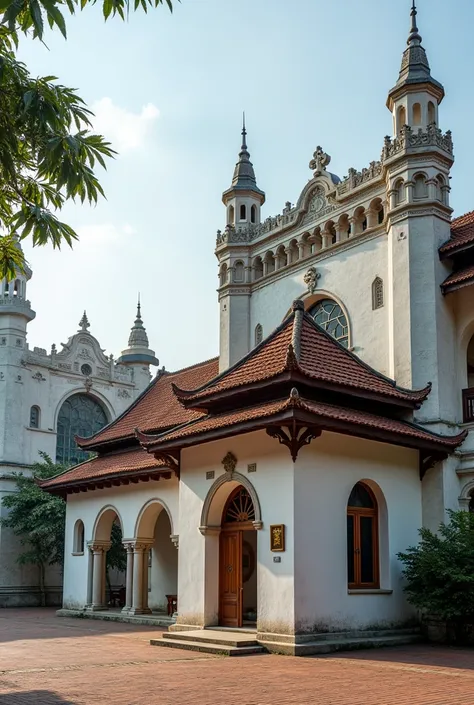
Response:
153,451,180,478
419,451,447,480
266,422,321,461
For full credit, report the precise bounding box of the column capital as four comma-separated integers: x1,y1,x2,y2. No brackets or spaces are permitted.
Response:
170,534,179,549
87,540,111,553
128,539,154,552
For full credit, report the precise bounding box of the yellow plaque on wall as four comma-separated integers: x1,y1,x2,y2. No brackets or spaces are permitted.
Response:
270,524,285,552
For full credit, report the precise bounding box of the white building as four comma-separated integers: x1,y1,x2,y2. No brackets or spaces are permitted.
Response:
0,245,158,606
43,4,474,653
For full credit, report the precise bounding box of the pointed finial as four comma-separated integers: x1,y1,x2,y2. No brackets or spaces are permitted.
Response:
79,311,90,331
241,111,247,151
407,0,422,45
136,292,142,320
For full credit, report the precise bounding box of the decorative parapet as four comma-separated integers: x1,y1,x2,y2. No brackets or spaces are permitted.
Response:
216,207,299,246
336,161,383,196
382,124,454,161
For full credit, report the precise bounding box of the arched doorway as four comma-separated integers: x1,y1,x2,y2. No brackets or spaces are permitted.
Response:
219,486,257,628
89,506,126,611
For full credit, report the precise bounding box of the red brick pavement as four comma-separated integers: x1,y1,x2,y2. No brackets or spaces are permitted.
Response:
0,609,473,704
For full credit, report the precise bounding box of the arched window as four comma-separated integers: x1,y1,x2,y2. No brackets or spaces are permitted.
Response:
250,205,257,224
309,299,349,348
13,279,20,297
394,179,405,206
413,174,428,199
413,102,422,126
436,175,447,205
222,486,256,525
73,519,85,554
30,405,40,429
227,205,235,226
397,105,406,133
347,482,379,589
255,324,263,346
378,206,385,225
233,261,245,283
253,257,263,281
372,277,384,310
56,394,108,466
219,263,228,287
428,101,436,125
239,204,247,221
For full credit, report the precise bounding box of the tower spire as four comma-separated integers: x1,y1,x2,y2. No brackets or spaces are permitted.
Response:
387,0,444,112
241,112,247,150
117,297,158,368
222,115,265,203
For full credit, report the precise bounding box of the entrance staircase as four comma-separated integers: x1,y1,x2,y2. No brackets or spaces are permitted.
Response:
150,626,422,656
150,628,264,656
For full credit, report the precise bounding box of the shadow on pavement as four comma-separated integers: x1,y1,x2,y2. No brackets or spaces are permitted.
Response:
329,643,474,671
0,691,77,704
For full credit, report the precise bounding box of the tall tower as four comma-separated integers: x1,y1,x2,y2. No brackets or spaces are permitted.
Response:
217,118,266,372
384,1,455,424
0,237,36,464
117,299,158,395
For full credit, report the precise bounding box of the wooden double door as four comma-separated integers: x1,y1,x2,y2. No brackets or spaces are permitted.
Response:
219,529,244,627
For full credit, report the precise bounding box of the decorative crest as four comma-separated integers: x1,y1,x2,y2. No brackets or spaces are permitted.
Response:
303,266,321,294
222,451,237,474
78,311,90,332
309,146,331,175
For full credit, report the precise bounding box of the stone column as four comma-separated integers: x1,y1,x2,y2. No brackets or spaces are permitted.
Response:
348,217,357,237
321,230,332,249
88,542,110,611
405,180,415,203
86,545,94,607
298,242,306,259
122,542,134,613
129,542,152,615
366,208,378,229
142,547,150,613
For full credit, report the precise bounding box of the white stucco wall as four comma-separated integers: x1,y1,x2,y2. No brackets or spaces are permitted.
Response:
62,478,178,610
249,234,389,376
177,431,296,633
294,432,421,632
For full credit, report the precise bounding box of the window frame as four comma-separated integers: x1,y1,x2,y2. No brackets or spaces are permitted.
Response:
347,483,380,590
29,405,40,429
72,519,85,555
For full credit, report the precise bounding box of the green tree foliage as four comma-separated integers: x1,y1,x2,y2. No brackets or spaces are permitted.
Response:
397,510,474,624
0,0,174,278
1,452,128,605
0,452,68,605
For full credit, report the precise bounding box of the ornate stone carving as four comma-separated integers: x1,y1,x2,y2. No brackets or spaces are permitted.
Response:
31,371,46,382
337,161,383,195
84,377,93,393
78,311,90,332
222,451,237,473
78,347,93,361
118,388,131,399
309,146,331,175
170,535,179,549
303,267,321,294
382,125,453,160
307,186,326,214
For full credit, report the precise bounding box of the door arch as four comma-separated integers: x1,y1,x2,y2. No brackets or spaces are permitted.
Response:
219,486,257,627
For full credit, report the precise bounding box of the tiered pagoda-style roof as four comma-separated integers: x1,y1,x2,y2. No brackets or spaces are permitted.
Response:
43,302,466,497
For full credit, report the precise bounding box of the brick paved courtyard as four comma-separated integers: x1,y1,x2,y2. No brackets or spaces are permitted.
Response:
0,610,474,704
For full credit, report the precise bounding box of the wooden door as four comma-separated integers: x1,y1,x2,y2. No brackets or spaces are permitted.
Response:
219,530,242,627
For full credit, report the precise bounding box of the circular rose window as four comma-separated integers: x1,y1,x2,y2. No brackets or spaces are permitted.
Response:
81,363,92,376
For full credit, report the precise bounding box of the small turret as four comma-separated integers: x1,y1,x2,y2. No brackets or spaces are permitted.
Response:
222,114,265,228
387,1,444,135
117,298,158,368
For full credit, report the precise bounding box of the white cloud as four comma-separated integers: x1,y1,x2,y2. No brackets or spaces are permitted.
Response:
90,97,160,152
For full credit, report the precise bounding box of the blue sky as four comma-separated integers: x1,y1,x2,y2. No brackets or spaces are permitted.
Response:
18,0,474,371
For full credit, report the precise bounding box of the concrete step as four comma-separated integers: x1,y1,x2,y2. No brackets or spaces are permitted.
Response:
150,637,265,656
293,627,421,644
164,631,258,648
263,633,423,656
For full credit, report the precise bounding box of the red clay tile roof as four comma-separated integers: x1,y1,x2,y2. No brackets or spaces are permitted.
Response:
441,264,474,293
173,310,429,407
140,392,466,452
78,357,219,449
440,211,474,256
41,447,168,490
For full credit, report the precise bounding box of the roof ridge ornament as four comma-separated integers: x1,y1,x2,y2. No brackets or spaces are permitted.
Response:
78,311,90,332
408,0,422,46
309,146,331,176
291,300,305,361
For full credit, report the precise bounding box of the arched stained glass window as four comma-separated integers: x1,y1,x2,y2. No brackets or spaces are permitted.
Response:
56,394,108,466
309,298,349,347
223,487,256,524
